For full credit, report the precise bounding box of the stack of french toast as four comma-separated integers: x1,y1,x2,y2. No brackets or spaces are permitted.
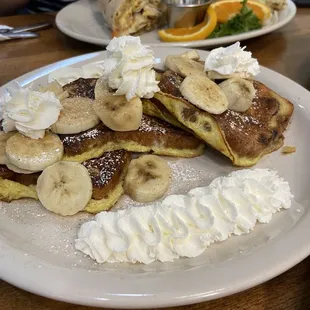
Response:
0,75,205,213
0,50,293,214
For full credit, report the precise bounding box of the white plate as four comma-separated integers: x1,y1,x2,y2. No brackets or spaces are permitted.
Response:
0,48,309,309
56,0,296,47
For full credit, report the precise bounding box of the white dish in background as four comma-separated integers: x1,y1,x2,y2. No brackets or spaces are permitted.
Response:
56,0,296,47
0,47,310,308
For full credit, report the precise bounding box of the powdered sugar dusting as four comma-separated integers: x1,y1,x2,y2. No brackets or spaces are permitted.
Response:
60,124,104,147
83,150,127,187
0,149,304,273
0,156,217,270
224,110,262,132
138,116,167,134
114,157,217,210
0,199,91,267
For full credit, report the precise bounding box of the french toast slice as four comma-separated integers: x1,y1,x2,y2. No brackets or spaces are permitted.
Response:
59,78,204,162
60,115,205,162
83,150,131,213
143,97,187,130
0,150,131,213
144,70,294,166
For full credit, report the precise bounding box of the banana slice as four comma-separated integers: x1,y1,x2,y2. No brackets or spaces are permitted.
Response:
6,132,64,171
6,163,39,174
165,55,204,77
179,74,229,114
93,77,143,131
219,78,256,112
93,95,143,132
36,161,92,216
0,131,16,165
124,154,171,203
180,50,200,61
51,97,100,134
38,81,69,101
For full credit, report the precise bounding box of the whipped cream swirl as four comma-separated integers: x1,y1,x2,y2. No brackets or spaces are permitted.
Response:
75,169,293,264
205,42,260,78
102,36,159,101
0,84,62,139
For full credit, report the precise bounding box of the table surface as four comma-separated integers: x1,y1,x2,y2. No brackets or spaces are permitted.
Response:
1,8,310,310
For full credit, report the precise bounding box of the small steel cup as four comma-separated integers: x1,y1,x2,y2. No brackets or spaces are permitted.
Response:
164,0,212,28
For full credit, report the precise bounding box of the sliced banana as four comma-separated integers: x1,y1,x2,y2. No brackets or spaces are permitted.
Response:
179,74,229,114
124,154,171,203
0,131,16,165
93,77,143,131
219,78,256,112
6,132,64,171
51,97,100,134
36,161,93,216
180,50,200,61
6,163,39,174
93,95,142,132
38,81,69,101
165,55,204,77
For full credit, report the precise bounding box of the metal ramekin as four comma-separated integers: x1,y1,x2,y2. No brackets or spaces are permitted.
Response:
163,0,213,28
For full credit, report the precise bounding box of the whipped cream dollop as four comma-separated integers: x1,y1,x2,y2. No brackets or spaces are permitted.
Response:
102,36,159,101
75,169,293,264
0,85,62,139
48,62,105,86
205,42,260,78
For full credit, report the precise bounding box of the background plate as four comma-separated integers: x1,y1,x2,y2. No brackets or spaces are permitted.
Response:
56,0,296,47
0,48,309,308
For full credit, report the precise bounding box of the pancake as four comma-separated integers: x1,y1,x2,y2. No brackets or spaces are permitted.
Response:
143,70,294,166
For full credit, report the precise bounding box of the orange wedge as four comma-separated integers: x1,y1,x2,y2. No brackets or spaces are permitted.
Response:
158,7,217,42
210,0,271,23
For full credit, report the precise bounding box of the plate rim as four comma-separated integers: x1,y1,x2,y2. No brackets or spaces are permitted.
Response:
0,48,310,309
55,0,296,47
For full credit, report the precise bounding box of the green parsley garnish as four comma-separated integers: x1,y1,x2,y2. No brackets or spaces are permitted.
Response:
209,0,262,38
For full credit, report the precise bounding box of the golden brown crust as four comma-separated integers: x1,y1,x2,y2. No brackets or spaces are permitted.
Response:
60,115,204,157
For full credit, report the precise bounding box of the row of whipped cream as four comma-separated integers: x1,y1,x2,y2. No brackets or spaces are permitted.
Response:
75,169,293,264
0,38,260,140
49,40,260,93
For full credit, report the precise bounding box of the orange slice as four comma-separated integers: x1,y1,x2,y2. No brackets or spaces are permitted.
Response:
158,7,217,42
210,0,271,23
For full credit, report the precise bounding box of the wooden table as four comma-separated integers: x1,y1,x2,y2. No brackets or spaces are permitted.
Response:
1,8,310,310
